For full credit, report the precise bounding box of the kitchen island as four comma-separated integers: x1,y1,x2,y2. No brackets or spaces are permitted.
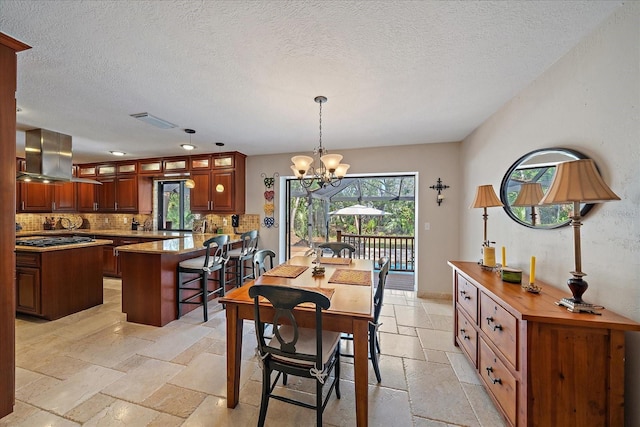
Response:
15,237,113,320
117,234,240,326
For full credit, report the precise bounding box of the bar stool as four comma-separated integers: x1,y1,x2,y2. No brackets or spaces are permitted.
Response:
177,234,228,322
227,230,259,288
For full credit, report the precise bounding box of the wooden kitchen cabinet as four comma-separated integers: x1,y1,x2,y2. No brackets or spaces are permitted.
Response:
16,158,77,213
18,181,52,212
15,258,41,315
190,152,245,214
138,158,162,175
52,181,76,212
17,179,76,213
449,261,640,427
80,175,152,213
77,181,97,212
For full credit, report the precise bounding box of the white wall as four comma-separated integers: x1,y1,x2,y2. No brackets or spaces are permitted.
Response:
460,3,640,425
246,142,461,298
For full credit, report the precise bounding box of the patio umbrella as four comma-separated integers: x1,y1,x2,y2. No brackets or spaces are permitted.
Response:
329,204,389,234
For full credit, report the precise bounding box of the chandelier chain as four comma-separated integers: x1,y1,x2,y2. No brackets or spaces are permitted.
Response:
318,99,323,149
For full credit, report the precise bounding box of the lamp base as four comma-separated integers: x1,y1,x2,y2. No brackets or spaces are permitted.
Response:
567,277,588,303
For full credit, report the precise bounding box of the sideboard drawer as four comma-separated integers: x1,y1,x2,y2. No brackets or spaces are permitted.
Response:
456,308,478,366
456,274,478,322
480,292,518,369
479,338,517,426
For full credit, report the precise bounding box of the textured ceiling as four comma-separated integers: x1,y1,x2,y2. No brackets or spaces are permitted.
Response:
1,1,621,163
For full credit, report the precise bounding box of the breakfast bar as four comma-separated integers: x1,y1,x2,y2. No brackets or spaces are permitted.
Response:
117,234,240,326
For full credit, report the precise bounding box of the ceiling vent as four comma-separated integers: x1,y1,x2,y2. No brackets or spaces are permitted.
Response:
130,112,177,129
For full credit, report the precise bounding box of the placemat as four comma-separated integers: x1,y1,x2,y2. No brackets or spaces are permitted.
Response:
263,264,309,278
320,257,352,265
300,287,336,308
328,269,372,286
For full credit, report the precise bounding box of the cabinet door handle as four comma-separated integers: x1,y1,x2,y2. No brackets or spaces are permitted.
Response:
459,290,471,300
52,202,56,211
460,328,470,340
115,202,118,211
485,316,503,331
21,201,24,210
485,366,502,384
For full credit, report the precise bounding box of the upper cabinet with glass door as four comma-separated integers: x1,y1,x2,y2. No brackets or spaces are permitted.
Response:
500,148,594,229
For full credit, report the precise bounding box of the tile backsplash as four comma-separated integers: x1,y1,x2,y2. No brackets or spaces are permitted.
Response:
15,212,260,234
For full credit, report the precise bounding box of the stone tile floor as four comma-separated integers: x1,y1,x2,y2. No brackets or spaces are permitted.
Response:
1,278,506,426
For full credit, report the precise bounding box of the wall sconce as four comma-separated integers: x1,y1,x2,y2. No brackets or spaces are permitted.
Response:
215,184,225,192
429,178,450,206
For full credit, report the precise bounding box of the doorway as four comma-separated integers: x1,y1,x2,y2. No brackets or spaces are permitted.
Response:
157,180,193,231
284,174,416,289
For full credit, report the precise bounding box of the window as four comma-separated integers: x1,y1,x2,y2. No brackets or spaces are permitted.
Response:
158,181,193,230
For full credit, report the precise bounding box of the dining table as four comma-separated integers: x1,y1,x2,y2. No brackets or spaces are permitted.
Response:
219,255,375,427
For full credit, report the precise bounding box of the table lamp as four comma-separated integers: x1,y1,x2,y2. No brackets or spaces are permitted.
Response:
539,159,620,310
512,182,545,225
470,185,504,266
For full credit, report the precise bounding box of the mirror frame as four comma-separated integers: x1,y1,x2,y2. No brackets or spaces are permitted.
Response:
500,148,595,229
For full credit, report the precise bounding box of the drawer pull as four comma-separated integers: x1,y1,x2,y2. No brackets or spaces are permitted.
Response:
485,366,502,384
485,316,503,331
460,328,470,340
459,290,471,300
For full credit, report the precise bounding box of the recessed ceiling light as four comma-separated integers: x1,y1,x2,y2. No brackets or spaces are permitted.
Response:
181,144,196,151
110,151,126,156
16,107,22,113
130,112,177,129
215,142,225,147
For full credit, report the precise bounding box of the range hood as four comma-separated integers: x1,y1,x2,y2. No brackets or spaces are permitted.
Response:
17,129,101,184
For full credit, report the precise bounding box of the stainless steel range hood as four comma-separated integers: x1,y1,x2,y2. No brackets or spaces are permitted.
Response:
17,129,100,184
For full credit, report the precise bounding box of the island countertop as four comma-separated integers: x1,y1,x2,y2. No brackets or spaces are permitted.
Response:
116,234,240,255
15,238,114,253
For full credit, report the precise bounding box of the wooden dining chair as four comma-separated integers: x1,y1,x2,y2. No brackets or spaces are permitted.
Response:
253,249,276,276
249,284,341,427
176,234,228,322
340,256,390,382
317,242,355,258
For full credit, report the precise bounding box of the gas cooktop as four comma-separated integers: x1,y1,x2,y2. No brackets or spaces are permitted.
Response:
16,236,95,247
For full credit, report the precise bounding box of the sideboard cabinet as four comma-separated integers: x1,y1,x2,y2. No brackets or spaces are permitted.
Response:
449,261,640,427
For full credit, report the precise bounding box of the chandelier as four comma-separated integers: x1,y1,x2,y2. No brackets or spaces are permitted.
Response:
291,96,350,188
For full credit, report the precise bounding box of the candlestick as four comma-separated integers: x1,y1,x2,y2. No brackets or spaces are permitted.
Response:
501,246,506,267
530,256,536,284
483,247,496,267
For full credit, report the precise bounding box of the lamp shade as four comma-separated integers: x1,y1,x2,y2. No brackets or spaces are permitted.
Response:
512,182,544,207
291,155,313,175
470,185,503,208
334,163,350,178
539,159,620,204
185,179,196,189
320,153,343,171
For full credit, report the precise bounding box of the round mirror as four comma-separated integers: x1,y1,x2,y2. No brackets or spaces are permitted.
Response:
500,148,594,229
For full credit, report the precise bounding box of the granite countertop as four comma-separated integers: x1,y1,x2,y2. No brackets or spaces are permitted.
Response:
15,239,114,253
116,234,240,255
16,229,191,239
